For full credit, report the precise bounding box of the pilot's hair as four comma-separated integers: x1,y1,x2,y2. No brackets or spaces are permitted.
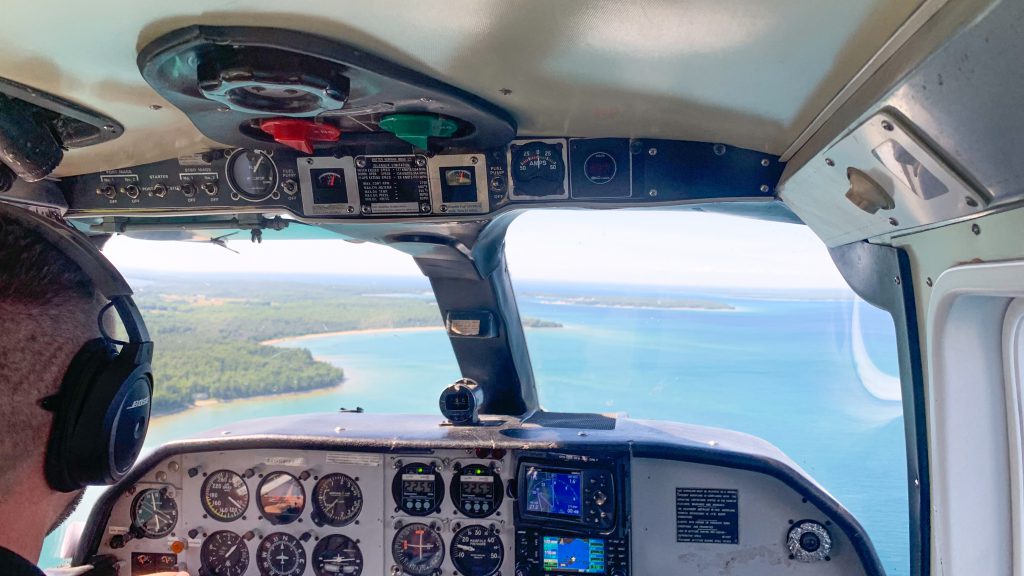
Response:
0,207,103,489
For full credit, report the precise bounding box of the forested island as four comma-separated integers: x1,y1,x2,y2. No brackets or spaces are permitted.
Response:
527,294,735,311
130,274,560,415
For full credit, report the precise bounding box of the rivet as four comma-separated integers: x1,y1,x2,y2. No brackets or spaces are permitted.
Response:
149,104,163,111
760,185,770,193
926,278,933,287
498,88,512,96
648,189,658,197
825,158,835,167
972,223,981,235
470,156,479,164
420,97,432,103
647,147,657,156
216,106,230,112
760,159,770,167
965,196,978,208
306,158,314,165
881,120,894,131
888,217,899,227
713,144,727,156
894,276,901,285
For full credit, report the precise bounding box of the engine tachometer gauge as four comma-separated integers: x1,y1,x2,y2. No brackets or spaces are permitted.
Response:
313,473,363,526
258,471,306,525
392,523,445,576
130,487,178,538
257,532,306,576
313,534,364,576
202,469,250,522
201,530,250,576
451,525,503,576
226,149,279,200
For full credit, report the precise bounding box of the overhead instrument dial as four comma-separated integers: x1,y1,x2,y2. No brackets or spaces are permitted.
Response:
201,530,250,576
257,532,306,576
226,149,279,200
258,472,306,525
392,523,445,576
130,487,178,538
450,525,503,576
312,534,364,576
313,473,363,526
509,141,566,197
202,470,250,522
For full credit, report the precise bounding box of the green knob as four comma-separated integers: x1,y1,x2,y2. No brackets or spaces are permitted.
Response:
379,113,458,149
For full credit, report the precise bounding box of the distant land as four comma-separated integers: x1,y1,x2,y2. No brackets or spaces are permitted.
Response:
528,294,735,311
128,275,562,415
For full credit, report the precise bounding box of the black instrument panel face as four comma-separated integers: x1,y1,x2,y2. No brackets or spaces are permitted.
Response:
63,139,782,220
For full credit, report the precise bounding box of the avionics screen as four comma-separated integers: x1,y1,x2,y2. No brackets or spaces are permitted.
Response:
460,474,494,498
524,467,582,518
542,537,605,573
402,474,435,497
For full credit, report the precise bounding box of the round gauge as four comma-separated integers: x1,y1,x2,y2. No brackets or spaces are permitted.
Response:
392,462,444,516
201,530,250,576
226,149,279,200
583,151,617,185
258,472,306,525
257,532,306,576
451,464,503,518
510,141,565,197
312,534,364,576
450,525,503,576
202,470,249,522
313,473,363,526
130,487,178,538
392,523,445,576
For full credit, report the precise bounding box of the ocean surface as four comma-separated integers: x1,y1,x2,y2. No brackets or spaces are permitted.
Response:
41,288,908,575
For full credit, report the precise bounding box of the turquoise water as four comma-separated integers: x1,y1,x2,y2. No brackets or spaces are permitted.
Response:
42,291,908,575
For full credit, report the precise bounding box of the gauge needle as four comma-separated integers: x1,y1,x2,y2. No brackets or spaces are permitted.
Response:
228,496,243,508
252,154,264,174
456,544,474,552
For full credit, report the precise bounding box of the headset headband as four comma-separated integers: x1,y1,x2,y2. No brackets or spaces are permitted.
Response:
0,201,150,342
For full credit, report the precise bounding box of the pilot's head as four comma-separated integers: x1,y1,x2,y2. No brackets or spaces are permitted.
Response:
0,207,107,561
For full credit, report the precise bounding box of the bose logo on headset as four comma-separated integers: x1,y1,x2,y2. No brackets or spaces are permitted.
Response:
0,202,155,493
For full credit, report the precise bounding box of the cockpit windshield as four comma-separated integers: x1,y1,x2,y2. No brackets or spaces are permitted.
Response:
40,211,905,575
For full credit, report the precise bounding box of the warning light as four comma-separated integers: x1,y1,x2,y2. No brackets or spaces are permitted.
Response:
417,467,424,473
475,469,482,475
169,539,186,554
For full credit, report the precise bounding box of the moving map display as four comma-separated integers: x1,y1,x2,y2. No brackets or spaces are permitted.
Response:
541,537,605,573
524,467,582,518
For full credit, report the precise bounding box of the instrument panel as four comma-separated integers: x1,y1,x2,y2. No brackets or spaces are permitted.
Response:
61,139,783,220
84,415,878,576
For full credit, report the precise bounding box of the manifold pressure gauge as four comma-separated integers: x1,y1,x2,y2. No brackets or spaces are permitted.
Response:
439,378,485,425
787,520,832,562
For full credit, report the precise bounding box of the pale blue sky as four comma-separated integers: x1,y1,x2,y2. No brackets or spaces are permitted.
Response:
104,210,850,289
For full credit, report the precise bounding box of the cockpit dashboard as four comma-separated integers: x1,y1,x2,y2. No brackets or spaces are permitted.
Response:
80,414,881,576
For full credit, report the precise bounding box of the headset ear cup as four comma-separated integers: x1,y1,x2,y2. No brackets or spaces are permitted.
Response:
45,338,115,492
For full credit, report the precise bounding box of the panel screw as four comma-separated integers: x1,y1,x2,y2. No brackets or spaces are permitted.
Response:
648,189,658,197
415,157,427,167
760,185,770,193
713,144,726,156
356,158,367,168
894,276,901,285
965,196,978,208
972,223,981,235
149,104,163,110
881,120,894,131
825,158,835,167
499,88,512,96
306,158,314,165
470,156,479,164
926,278,933,287
647,147,657,156
888,217,899,227
761,159,770,167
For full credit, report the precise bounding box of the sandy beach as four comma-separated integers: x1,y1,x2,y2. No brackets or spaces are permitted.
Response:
260,325,444,346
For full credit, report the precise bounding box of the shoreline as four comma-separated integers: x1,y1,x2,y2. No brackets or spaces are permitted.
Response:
152,383,345,421
260,325,444,346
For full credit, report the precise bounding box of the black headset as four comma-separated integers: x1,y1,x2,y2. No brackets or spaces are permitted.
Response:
0,202,154,492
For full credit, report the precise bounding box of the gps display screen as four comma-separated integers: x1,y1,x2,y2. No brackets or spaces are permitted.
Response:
542,536,605,573
524,467,582,518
